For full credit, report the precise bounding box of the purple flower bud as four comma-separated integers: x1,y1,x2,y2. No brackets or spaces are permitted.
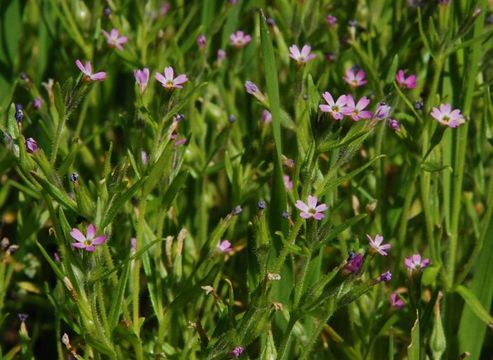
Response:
326,15,337,27
70,172,78,182
414,99,424,110
229,114,236,123
344,253,364,274
388,119,401,131
374,103,391,120
141,150,148,165
325,52,336,62
54,252,61,262
33,97,42,110
282,211,290,219
103,7,112,17
197,35,206,50
25,137,38,153
349,20,358,28
233,205,243,215
230,346,244,358
261,110,272,124
380,271,392,282
174,114,185,122
131,237,137,252
217,49,226,61
19,72,29,81
244,81,259,95
15,104,23,122
266,18,276,26
257,200,266,209
18,313,29,322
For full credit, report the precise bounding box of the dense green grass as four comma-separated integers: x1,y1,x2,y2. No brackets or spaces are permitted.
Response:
1,0,493,359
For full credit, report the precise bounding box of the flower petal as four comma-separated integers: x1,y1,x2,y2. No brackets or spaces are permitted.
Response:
87,224,96,239
72,242,86,249
70,228,86,242
313,212,325,220
307,195,318,208
295,200,309,212
75,59,87,74
155,72,166,85
85,245,96,252
315,204,327,212
164,66,174,80
322,91,334,106
92,235,107,245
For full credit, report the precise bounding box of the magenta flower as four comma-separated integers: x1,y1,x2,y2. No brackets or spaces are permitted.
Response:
404,253,431,272
380,271,392,282
344,253,364,274
230,31,252,48
102,28,128,50
367,234,391,256
343,95,372,121
197,35,206,50
25,137,38,153
71,224,107,252
230,346,244,358
155,67,188,90
430,104,465,128
75,60,107,81
283,175,293,191
344,67,367,87
295,195,327,220
217,240,232,253
388,118,401,131
319,91,347,120
390,292,405,309
134,68,150,94
395,70,416,89
326,15,337,27
374,103,391,120
289,45,316,64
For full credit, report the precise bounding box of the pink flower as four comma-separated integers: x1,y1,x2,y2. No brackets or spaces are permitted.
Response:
33,97,42,110
217,240,232,253
230,31,252,48
395,70,416,89
390,292,405,309
197,35,206,50
326,15,337,27
367,234,391,256
430,104,465,128
71,224,107,252
102,28,128,51
289,45,316,64
261,109,272,123
134,68,150,94
404,253,430,272
75,60,107,81
374,103,391,120
319,91,347,120
295,195,327,220
344,67,367,87
283,175,293,191
155,66,188,90
343,252,364,274
342,95,372,121
217,49,226,61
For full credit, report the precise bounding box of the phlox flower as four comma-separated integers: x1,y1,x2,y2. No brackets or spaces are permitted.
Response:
102,28,128,50
295,195,327,220
396,69,417,89
230,31,251,48
430,104,465,128
343,95,372,121
319,91,347,120
404,253,430,272
155,67,188,90
344,67,367,87
71,224,107,252
75,60,107,81
134,68,150,94
289,45,316,64
367,234,391,256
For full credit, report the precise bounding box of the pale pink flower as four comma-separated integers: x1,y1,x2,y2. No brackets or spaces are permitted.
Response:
230,31,252,48
395,70,416,89
367,234,391,256
342,95,372,121
390,292,405,309
261,109,272,123
155,66,188,90
344,67,367,87
75,60,107,81
430,104,465,128
295,195,327,220
319,91,347,120
404,253,431,272
289,45,316,64
283,175,293,190
134,68,150,94
217,240,232,253
102,28,128,50
71,224,107,252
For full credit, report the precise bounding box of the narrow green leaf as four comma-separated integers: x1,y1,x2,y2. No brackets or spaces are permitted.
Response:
455,285,493,326
30,172,78,213
407,311,421,360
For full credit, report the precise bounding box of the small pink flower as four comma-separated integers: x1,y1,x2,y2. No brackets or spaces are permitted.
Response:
155,67,188,90
289,45,316,64
404,253,431,272
283,175,293,191
197,35,206,50
261,109,272,123
319,91,347,120
344,67,367,87
71,224,107,252
295,195,327,220
367,234,391,256
430,104,465,128
217,49,226,61
390,292,405,309
230,31,252,48
342,95,372,121
75,60,107,81
326,15,337,27
102,28,128,51
217,240,232,253
134,68,150,94
395,70,416,89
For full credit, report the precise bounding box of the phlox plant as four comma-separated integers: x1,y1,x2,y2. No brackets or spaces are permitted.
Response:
0,0,493,359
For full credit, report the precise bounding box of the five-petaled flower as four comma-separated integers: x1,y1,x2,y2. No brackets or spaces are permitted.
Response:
289,44,316,64
390,292,405,309
367,234,391,256
71,224,107,252
343,95,372,121
102,28,128,50
295,195,327,220
230,31,251,48
344,67,367,87
75,60,107,81
319,91,347,120
134,68,150,94
155,66,188,90
430,104,465,128
395,69,417,89
404,253,430,272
